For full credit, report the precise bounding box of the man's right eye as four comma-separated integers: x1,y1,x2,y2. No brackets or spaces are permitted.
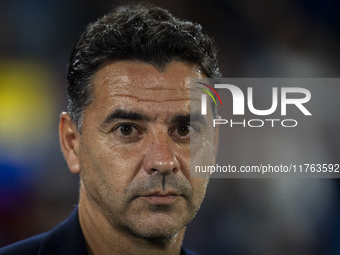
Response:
112,123,143,141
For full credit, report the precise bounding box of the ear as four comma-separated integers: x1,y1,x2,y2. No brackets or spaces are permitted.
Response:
59,112,81,174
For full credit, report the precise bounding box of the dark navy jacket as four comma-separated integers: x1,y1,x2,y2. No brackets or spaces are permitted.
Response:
0,208,199,255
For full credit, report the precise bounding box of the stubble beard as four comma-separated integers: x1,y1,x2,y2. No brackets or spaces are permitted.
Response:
98,174,205,244
123,202,200,241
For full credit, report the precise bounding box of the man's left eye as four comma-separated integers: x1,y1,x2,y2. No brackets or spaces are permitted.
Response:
119,124,134,136
176,125,190,136
171,124,197,141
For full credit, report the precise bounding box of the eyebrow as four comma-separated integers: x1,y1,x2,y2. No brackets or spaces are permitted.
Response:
171,112,206,126
101,109,206,127
102,109,151,126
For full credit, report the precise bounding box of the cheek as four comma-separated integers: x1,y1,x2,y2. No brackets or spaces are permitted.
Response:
191,140,215,166
173,144,191,176
79,137,142,195
190,178,209,205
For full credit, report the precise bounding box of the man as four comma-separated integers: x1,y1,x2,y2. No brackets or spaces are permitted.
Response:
0,3,220,255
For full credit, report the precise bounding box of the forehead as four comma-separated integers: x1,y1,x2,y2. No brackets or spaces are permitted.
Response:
90,61,204,113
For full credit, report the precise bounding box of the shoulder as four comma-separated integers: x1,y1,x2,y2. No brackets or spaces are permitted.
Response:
0,208,87,255
0,233,45,255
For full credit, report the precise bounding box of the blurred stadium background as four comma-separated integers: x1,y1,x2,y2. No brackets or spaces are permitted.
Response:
0,0,339,254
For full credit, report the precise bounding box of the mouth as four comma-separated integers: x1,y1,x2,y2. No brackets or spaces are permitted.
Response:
138,190,181,205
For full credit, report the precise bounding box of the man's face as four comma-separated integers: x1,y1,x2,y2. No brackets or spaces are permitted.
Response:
73,61,216,239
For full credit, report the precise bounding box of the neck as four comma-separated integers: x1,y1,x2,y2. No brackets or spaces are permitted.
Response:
78,191,186,255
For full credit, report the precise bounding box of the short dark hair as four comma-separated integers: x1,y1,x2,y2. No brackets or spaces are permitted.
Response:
67,3,221,130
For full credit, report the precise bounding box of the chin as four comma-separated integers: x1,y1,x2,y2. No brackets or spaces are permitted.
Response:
121,214,190,242
128,226,182,243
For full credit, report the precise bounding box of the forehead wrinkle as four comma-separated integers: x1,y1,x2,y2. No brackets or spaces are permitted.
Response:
142,87,190,91
107,94,191,103
98,80,191,91
95,75,192,91
106,88,190,93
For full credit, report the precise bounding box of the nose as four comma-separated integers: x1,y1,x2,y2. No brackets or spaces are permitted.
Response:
143,131,179,175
